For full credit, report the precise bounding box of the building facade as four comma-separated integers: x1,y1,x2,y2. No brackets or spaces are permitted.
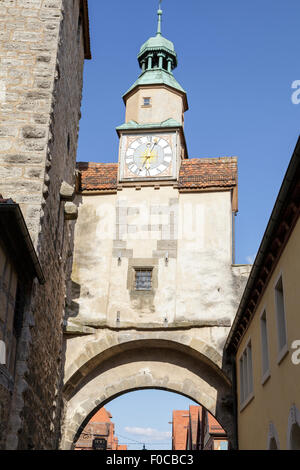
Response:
75,407,127,451
0,1,90,449
225,137,300,449
172,405,227,450
61,6,250,450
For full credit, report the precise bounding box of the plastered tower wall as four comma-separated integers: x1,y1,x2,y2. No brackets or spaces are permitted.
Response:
0,0,89,449
69,188,242,332
125,86,185,126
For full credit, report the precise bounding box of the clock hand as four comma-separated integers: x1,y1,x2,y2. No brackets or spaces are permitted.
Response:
149,141,157,154
139,154,150,171
144,141,157,158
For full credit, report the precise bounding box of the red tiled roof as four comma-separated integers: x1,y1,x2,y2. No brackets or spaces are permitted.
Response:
189,405,200,448
178,158,237,190
172,410,189,450
90,407,112,423
77,162,118,191
207,413,226,435
77,157,237,192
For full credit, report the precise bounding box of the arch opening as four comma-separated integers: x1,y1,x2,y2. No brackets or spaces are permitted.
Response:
61,338,235,449
73,389,229,451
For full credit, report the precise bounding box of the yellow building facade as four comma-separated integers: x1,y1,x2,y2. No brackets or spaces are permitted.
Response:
225,137,300,449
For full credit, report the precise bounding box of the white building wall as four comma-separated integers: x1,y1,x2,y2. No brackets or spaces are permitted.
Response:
68,186,243,331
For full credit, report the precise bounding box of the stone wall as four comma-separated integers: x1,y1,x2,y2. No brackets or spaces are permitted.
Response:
0,383,12,449
0,0,87,449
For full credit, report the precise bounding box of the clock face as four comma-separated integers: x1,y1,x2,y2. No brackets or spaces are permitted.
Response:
124,135,173,178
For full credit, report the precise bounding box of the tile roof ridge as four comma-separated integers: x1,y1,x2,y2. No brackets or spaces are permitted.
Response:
77,161,119,167
184,156,238,163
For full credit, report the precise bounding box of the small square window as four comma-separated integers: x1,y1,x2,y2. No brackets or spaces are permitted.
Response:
143,97,151,107
135,268,152,291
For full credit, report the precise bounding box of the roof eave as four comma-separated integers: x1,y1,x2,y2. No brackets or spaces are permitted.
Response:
122,82,188,112
0,203,45,284
137,48,178,66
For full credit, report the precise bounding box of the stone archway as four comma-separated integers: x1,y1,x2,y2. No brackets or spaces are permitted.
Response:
60,333,235,449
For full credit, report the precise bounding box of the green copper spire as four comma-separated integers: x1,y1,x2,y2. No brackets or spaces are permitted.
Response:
137,1,178,73
157,0,163,35
123,0,187,101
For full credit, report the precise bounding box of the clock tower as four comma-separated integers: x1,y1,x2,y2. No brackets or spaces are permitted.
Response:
117,4,188,184
64,5,248,448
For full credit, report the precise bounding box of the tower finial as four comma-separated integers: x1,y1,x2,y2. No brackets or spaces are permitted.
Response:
157,0,163,36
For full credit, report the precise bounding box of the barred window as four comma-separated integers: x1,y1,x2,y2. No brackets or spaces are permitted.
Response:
135,269,152,291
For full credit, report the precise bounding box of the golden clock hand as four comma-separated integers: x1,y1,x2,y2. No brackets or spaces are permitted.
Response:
139,154,150,172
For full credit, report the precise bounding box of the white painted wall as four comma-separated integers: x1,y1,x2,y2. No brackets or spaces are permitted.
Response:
68,186,244,330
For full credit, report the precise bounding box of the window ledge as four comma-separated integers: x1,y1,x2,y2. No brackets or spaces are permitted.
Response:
131,289,155,295
277,344,289,365
240,392,254,413
261,370,271,386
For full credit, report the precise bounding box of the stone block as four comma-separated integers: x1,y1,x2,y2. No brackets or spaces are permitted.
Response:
22,125,46,139
60,181,74,201
64,202,78,220
0,166,22,178
0,126,18,137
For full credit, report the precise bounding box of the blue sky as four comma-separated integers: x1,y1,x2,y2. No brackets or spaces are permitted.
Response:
77,0,300,449
107,390,197,451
